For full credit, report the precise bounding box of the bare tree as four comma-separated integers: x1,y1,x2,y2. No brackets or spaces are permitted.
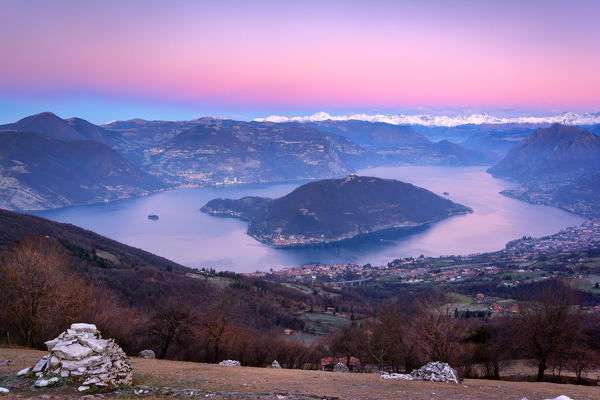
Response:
513,281,580,382
0,237,92,347
199,291,236,363
412,301,463,366
149,297,194,358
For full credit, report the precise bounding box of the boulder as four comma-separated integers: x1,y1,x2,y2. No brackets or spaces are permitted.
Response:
271,360,281,369
0,387,9,394
333,362,349,373
139,349,156,359
218,360,241,367
71,323,98,332
53,343,94,361
410,361,459,383
22,323,132,389
34,379,49,388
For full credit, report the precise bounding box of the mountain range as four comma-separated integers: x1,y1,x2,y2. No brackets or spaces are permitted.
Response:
201,175,472,247
304,120,498,165
139,120,369,186
0,112,502,211
254,111,600,127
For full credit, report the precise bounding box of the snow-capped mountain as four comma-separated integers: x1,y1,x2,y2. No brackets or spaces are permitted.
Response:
254,112,600,127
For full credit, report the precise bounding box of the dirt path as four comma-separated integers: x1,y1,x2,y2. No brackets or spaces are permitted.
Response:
0,348,598,399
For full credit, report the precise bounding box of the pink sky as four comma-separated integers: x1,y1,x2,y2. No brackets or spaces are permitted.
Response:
0,0,599,121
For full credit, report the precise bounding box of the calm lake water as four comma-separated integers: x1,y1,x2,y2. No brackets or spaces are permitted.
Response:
33,166,585,272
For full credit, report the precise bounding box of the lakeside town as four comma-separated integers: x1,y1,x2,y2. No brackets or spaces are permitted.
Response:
251,219,600,290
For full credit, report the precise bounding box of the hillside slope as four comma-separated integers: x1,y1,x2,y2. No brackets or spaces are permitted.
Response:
0,132,162,210
488,124,600,217
1,348,598,400
0,111,121,145
148,121,370,185
488,124,600,183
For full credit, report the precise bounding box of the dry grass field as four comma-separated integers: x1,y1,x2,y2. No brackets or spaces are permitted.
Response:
0,348,598,400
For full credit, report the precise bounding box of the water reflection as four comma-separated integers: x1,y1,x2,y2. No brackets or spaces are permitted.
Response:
33,166,585,272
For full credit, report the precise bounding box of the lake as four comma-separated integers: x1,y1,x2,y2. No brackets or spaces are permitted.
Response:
33,166,585,272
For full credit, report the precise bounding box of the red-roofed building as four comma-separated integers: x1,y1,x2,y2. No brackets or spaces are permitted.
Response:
320,356,361,371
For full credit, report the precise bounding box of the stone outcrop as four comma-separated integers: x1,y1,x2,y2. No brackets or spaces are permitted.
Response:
139,349,156,359
217,360,241,367
380,362,459,383
410,362,459,383
271,360,281,369
24,323,132,389
333,362,349,373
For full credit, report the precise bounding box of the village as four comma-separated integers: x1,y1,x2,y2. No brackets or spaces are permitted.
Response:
250,219,600,306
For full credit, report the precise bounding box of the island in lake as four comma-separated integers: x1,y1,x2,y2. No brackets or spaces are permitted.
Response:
201,175,472,248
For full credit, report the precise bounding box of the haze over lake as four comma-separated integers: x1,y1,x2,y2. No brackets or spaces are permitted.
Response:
33,166,584,272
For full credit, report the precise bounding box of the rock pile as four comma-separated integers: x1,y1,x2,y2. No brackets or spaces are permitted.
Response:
217,360,241,367
410,362,459,383
139,349,156,359
380,362,459,383
271,360,281,368
333,362,349,373
22,323,132,388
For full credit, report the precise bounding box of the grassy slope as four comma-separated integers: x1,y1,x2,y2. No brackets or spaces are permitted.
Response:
1,348,599,400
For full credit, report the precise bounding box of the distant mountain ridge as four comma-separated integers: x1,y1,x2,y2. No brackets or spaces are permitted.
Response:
304,120,498,165
0,111,121,145
0,131,161,210
488,124,600,184
7,111,589,212
201,175,472,247
254,111,600,127
487,124,600,217
141,120,370,185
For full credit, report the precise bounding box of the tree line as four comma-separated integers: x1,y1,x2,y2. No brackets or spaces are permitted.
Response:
0,237,599,384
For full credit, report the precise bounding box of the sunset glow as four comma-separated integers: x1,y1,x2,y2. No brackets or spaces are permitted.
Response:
1,0,599,122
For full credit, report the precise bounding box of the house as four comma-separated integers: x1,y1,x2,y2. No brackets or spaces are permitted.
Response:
319,356,361,371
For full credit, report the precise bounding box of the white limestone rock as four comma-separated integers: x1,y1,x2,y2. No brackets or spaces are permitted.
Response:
34,379,49,387
52,343,94,361
71,323,98,333
410,361,459,383
271,360,281,368
218,360,241,367
381,372,413,380
78,337,108,353
0,387,9,394
24,323,132,388
16,367,30,376
333,362,349,373
139,349,156,359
